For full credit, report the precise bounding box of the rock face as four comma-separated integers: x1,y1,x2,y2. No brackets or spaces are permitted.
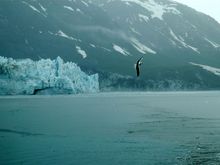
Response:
0,56,99,95
1,0,220,90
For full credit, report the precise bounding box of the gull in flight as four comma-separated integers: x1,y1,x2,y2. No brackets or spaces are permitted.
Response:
135,56,143,77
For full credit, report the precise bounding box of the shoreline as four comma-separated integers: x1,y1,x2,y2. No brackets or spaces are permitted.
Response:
0,90,220,99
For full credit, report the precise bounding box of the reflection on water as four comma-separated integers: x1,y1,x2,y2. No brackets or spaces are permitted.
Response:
0,128,45,136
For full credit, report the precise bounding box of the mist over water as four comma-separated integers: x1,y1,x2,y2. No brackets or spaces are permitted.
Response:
0,91,220,164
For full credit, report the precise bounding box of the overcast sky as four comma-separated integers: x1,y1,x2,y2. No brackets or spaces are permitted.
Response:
174,0,220,23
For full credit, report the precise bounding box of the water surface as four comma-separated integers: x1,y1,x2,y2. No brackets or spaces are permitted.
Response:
1,92,220,164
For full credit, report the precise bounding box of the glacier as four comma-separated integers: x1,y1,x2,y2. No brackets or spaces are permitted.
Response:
0,56,99,95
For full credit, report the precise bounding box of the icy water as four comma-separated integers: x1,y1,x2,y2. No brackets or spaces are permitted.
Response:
1,92,220,165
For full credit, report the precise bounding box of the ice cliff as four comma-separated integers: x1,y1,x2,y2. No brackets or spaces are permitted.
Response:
0,56,99,95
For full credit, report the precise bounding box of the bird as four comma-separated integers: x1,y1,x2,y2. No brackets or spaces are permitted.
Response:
135,56,143,77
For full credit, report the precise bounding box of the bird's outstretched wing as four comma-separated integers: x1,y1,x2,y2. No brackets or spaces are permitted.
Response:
137,56,143,64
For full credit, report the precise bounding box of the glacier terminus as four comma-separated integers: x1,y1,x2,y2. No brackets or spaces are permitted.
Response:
0,56,99,95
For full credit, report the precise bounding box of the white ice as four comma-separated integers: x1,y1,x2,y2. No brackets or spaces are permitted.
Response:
0,56,99,95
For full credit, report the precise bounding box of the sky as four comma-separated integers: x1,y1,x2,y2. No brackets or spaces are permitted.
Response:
174,0,220,23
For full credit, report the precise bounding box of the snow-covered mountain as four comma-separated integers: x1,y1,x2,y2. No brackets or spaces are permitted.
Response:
1,0,220,90
0,56,99,95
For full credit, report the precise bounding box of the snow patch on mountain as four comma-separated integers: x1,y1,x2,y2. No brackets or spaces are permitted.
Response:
130,27,141,35
101,47,112,52
130,38,156,54
64,5,74,12
138,14,149,23
204,38,220,48
188,46,200,54
126,18,133,25
39,3,47,13
54,30,77,41
90,44,96,48
76,46,87,58
125,2,131,6
190,62,220,76
76,8,84,14
169,28,200,54
0,56,99,95
113,44,130,56
22,1,47,17
121,0,180,20
81,1,89,7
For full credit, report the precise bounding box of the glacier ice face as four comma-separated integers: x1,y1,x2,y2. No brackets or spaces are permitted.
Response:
0,56,99,95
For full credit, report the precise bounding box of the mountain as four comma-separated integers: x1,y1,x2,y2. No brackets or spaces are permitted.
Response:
1,0,220,90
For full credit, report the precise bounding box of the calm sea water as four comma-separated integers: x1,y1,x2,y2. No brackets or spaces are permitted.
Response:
1,92,220,165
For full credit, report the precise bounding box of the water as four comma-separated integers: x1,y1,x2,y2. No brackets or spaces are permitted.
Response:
0,92,220,165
